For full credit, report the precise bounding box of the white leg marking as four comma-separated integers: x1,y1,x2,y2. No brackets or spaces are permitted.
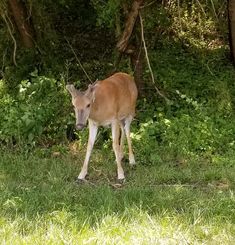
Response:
119,122,125,160
112,120,125,180
78,120,98,180
124,116,136,165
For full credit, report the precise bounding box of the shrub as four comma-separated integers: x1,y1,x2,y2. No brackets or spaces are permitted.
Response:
0,75,71,147
133,93,235,166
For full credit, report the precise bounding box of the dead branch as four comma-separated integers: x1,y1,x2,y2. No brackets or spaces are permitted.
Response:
139,12,169,103
177,0,183,32
209,0,218,21
1,49,7,78
140,0,157,9
66,39,92,83
195,0,206,17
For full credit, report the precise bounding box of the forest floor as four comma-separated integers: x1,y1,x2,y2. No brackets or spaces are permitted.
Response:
0,148,235,244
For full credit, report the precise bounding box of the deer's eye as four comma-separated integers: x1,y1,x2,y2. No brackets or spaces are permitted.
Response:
86,103,91,108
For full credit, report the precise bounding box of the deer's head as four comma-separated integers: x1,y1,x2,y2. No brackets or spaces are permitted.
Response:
66,84,96,130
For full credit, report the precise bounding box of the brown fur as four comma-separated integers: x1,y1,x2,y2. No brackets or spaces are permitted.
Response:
66,72,138,180
89,72,137,124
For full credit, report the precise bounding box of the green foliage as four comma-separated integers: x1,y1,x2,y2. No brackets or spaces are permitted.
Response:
0,75,70,146
167,0,227,42
133,88,235,165
3,50,40,92
91,0,122,28
0,0,234,161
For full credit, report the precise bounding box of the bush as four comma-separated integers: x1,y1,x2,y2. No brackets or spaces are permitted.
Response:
0,75,71,147
133,93,235,166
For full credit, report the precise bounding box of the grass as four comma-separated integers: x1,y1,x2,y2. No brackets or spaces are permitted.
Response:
0,148,235,244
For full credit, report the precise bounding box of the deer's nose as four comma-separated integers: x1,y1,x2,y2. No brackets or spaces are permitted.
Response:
76,123,85,130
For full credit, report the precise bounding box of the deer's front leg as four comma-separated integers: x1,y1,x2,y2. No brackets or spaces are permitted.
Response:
78,120,98,180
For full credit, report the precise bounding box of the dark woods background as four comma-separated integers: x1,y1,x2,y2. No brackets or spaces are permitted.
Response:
0,0,235,163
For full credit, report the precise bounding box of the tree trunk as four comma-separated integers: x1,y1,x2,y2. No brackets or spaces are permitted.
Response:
117,0,144,53
8,0,35,48
228,0,235,64
116,0,144,93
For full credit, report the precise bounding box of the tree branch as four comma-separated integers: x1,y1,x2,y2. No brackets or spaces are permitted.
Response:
139,12,169,103
66,39,92,83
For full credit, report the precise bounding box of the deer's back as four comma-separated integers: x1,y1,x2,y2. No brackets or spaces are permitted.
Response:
90,72,137,124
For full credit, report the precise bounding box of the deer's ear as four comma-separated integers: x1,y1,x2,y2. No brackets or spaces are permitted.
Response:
66,84,78,98
85,84,98,101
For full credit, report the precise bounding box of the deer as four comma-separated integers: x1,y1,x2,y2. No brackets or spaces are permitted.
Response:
66,72,138,181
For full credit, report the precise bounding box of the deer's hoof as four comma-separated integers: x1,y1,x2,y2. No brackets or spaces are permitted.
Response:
75,177,87,185
117,178,125,184
130,164,137,170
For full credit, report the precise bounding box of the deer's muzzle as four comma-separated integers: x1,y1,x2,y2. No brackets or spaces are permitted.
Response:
76,123,85,130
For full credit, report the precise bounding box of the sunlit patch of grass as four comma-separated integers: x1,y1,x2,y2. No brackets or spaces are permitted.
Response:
0,151,235,244
0,207,235,244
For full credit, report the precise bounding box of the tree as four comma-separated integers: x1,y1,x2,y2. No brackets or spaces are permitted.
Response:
8,0,35,48
116,0,144,92
228,0,235,64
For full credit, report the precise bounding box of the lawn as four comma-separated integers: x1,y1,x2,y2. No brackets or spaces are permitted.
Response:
0,148,235,244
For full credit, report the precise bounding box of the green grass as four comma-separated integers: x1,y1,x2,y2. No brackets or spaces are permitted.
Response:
0,149,235,244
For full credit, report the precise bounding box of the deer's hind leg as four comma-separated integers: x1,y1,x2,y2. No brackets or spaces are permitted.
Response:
111,120,125,180
119,120,125,161
123,116,135,166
